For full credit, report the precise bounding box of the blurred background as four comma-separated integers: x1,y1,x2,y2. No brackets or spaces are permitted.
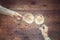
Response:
0,0,60,40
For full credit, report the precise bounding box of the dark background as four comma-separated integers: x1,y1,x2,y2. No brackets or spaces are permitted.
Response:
0,0,60,40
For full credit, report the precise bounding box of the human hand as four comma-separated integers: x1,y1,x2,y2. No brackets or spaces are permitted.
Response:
14,12,23,20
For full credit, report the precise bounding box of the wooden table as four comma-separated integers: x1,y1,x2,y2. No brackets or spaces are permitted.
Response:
0,0,60,40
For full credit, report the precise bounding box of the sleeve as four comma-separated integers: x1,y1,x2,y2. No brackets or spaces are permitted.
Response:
0,5,17,17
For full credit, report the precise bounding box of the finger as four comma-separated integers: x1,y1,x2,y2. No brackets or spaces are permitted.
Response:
14,13,23,20
39,27,44,31
15,13,23,17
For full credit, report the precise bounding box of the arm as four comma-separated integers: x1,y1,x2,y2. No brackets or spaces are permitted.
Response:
0,5,16,17
39,24,51,40
0,5,22,20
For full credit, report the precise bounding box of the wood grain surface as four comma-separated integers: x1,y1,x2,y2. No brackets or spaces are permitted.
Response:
0,0,60,40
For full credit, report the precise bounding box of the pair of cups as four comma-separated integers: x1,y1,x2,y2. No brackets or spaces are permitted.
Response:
23,13,44,25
